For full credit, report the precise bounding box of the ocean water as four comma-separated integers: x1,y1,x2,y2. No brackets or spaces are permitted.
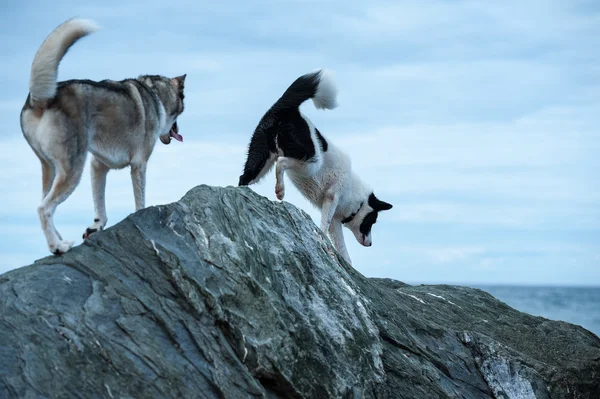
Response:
475,285,600,337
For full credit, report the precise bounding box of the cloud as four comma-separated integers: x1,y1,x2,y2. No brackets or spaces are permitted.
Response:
331,1,600,50
429,247,486,264
395,201,600,231
0,100,22,112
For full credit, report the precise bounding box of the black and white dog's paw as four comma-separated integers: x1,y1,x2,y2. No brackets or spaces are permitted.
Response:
275,183,285,200
82,227,99,239
83,219,104,239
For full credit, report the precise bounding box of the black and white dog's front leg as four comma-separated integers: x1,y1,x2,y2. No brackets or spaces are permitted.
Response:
320,190,339,232
321,190,351,264
329,220,351,264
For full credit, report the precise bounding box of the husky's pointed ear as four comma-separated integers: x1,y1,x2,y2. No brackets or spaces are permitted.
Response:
369,193,393,211
170,74,187,87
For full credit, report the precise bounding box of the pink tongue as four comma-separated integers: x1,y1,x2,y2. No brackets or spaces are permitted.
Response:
170,130,183,142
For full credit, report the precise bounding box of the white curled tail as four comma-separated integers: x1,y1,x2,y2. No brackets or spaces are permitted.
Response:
311,69,338,110
274,69,339,111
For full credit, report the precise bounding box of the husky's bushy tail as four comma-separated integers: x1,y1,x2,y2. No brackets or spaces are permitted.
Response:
273,69,339,112
29,18,99,106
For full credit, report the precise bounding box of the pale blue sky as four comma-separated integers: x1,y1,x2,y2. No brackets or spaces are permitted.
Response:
0,0,598,285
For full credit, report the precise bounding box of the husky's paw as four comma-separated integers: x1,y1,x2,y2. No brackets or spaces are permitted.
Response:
51,240,74,255
275,184,285,200
83,219,104,239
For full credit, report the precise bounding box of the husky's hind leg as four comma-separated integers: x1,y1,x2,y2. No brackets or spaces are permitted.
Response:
38,157,85,254
40,158,62,241
83,156,109,239
36,117,87,254
41,159,54,199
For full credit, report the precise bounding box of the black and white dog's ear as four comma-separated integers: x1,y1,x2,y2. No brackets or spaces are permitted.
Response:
369,193,393,211
376,199,393,211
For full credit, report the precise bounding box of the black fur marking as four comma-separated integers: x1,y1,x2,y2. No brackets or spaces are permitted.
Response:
140,74,167,81
276,110,317,161
239,107,320,185
239,113,278,186
341,202,363,224
368,193,393,211
240,70,327,185
359,211,378,235
359,193,393,235
56,79,132,96
83,227,99,239
272,71,321,112
316,128,328,152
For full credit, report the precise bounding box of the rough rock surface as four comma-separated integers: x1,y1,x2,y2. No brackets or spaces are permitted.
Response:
0,185,598,398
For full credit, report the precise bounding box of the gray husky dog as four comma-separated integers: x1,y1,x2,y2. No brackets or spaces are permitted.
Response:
20,18,186,255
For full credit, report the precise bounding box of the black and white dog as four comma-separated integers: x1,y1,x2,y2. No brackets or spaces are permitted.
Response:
238,69,392,264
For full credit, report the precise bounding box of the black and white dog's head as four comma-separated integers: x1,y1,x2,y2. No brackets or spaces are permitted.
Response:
343,193,393,247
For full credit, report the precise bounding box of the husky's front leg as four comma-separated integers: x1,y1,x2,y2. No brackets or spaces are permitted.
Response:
84,157,109,239
131,162,147,210
329,220,351,264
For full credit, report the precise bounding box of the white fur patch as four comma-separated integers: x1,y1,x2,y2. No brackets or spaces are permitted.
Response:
312,69,339,110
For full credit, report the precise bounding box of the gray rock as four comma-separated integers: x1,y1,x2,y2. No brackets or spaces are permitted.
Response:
0,185,598,398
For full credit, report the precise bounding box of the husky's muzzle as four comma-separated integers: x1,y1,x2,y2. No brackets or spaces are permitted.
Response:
160,122,183,144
